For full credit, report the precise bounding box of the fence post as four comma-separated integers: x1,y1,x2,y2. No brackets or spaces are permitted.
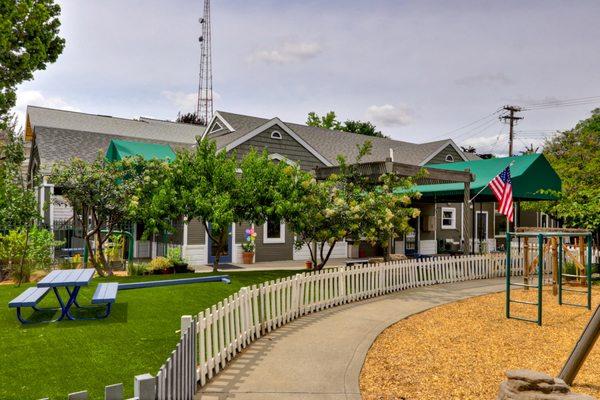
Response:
134,373,156,400
181,315,193,339
338,267,347,303
104,383,123,400
292,273,302,317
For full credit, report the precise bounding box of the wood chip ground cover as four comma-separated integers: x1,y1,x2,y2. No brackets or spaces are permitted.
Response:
360,288,600,399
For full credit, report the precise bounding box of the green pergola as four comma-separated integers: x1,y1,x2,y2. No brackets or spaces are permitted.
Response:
105,139,176,162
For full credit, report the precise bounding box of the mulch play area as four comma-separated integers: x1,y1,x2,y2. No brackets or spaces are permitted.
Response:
360,288,600,399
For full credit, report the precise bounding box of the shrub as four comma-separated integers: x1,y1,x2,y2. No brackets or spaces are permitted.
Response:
149,256,172,271
166,247,185,265
127,262,149,276
0,227,62,283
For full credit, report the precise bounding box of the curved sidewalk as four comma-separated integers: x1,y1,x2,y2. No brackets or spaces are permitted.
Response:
198,278,505,400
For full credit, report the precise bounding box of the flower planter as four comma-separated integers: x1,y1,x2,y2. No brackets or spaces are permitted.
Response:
305,260,313,270
242,252,254,264
173,263,190,273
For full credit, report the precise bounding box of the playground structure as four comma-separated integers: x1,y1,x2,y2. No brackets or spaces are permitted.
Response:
506,227,593,326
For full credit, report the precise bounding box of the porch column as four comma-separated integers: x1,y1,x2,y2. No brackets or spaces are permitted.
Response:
463,179,471,254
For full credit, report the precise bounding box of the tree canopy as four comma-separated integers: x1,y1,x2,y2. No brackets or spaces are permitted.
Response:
306,111,387,138
176,112,205,126
0,119,37,228
0,0,65,126
535,109,600,234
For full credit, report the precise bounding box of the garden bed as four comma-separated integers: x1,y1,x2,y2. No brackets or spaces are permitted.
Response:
360,287,600,399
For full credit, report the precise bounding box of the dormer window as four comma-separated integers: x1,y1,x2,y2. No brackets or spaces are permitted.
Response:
445,154,455,162
270,131,283,140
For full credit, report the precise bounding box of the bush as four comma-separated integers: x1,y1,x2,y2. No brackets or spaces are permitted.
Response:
0,227,62,283
149,256,172,271
127,262,149,276
166,247,185,266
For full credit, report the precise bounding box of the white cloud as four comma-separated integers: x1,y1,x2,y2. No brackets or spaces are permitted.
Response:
365,104,412,127
13,90,80,129
248,42,322,64
162,90,221,113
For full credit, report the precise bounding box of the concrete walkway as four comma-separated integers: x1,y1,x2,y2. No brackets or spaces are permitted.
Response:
192,258,350,273
198,278,505,400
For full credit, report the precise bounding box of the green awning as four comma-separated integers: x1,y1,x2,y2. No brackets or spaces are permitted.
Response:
105,139,176,162
396,153,561,201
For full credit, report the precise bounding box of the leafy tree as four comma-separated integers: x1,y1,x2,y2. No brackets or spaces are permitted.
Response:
176,112,205,126
341,120,386,138
307,111,341,130
520,143,540,155
0,118,37,228
460,145,476,153
285,142,420,269
132,140,293,272
307,111,387,138
0,0,66,126
50,156,143,275
534,109,600,237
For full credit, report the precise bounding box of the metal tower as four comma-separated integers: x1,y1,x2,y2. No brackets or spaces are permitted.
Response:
196,0,213,125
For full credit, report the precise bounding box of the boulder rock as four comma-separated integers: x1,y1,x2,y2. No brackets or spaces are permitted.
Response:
498,370,596,400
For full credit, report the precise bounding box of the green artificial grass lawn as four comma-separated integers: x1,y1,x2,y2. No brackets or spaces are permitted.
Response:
0,270,297,400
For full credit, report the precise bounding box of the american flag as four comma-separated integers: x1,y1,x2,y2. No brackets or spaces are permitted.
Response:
489,166,514,222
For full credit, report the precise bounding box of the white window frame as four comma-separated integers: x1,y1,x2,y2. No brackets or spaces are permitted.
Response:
268,153,297,167
263,220,285,244
475,211,489,241
440,207,456,229
270,130,283,140
445,154,455,162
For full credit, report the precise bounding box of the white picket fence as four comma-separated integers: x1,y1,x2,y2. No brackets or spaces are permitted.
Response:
56,252,528,400
191,252,522,392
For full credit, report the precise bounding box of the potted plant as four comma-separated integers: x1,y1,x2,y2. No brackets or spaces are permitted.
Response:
242,227,256,264
167,247,189,273
305,260,312,269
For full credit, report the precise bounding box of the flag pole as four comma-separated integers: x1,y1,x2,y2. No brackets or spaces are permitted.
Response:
468,160,515,204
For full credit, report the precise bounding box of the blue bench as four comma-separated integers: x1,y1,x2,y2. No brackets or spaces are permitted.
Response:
118,275,230,290
91,283,119,319
8,287,51,323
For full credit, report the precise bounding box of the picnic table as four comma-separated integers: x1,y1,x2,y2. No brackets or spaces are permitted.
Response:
8,269,118,324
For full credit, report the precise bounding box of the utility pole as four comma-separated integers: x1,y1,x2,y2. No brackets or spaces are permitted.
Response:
500,105,523,156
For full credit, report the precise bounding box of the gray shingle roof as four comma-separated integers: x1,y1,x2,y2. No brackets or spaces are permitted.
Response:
34,127,191,174
28,106,205,144
213,111,466,166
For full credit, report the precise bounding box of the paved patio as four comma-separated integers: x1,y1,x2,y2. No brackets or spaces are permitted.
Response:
197,278,505,399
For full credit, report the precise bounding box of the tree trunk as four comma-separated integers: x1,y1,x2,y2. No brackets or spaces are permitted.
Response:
317,240,337,271
16,223,31,286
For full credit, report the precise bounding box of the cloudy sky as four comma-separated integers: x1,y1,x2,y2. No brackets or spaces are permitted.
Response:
14,0,600,155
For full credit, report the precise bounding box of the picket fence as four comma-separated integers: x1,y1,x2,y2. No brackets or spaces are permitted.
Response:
57,252,528,400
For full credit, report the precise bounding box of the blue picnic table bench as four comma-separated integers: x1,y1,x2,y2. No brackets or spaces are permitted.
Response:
8,269,117,324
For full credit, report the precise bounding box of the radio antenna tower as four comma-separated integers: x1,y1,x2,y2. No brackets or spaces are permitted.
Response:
196,0,213,125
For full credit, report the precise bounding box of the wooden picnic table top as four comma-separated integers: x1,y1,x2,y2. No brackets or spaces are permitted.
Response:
37,269,95,288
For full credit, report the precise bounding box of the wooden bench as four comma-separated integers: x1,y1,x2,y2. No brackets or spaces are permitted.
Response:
8,287,51,323
91,283,119,319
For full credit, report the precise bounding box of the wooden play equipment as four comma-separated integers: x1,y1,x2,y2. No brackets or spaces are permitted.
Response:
506,228,593,326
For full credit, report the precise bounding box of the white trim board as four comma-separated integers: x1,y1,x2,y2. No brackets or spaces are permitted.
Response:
419,139,468,166
225,118,333,167
201,112,235,139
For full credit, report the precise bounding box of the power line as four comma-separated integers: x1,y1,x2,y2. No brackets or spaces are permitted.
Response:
428,108,503,141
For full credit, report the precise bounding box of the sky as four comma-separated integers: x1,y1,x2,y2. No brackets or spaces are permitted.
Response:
13,0,600,155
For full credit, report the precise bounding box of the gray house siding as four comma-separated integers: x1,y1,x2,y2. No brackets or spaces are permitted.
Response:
254,223,294,262
187,219,205,245
230,124,326,171
425,144,465,165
